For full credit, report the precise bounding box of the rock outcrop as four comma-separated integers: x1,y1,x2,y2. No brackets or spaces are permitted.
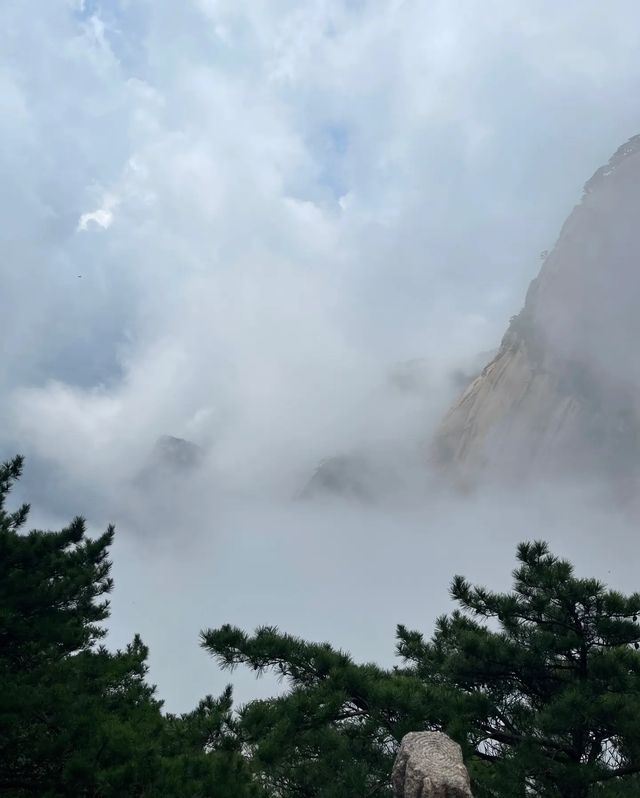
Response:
392,732,473,798
135,435,203,490
434,134,640,490
298,358,433,501
298,454,375,501
152,435,202,471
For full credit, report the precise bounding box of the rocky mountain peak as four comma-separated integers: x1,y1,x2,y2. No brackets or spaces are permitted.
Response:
434,135,640,489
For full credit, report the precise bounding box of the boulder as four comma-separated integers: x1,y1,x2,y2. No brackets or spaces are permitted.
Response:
392,732,473,798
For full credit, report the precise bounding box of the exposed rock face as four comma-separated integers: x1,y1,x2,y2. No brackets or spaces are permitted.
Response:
434,135,640,489
392,732,473,798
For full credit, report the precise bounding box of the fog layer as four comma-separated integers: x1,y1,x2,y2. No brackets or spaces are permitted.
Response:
3,1,640,711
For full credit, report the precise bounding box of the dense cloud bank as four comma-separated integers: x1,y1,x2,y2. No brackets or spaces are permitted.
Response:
3,1,640,710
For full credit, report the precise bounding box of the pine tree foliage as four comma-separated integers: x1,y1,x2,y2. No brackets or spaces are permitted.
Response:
204,542,640,798
0,456,263,797
203,624,433,796
5,453,640,797
397,541,640,797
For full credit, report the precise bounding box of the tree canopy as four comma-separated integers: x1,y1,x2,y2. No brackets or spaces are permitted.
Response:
0,455,261,798
3,453,640,797
203,543,640,798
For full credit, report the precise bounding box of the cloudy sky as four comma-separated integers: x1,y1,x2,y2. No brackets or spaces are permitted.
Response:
3,0,640,711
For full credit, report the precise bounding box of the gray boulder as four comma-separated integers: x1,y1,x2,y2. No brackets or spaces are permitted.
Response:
392,732,473,798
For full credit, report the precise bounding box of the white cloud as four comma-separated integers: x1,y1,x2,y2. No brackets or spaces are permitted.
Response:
4,0,640,710
77,193,119,230
6,0,640,500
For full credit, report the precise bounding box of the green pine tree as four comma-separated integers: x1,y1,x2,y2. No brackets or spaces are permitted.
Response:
398,540,640,797
203,623,431,796
203,542,640,798
0,455,263,797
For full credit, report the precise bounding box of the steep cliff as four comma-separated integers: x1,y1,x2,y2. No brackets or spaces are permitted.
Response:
434,135,640,488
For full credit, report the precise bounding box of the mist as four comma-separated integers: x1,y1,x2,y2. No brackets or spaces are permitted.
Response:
3,0,640,713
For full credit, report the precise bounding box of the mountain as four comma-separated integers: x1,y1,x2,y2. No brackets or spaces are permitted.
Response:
434,135,640,491
298,454,380,501
152,435,203,470
135,435,203,489
299,352,498,501
297,359,432,501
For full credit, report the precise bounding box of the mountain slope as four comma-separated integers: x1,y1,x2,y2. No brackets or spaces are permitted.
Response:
434,135,640,488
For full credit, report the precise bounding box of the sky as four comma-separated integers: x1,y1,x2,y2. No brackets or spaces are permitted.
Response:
3,0,640,712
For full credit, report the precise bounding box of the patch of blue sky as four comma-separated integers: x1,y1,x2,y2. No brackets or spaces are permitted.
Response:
73,0,149,77
311,123,351,201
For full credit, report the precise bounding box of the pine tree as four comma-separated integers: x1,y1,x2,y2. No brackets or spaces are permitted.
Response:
203,623,431,796
7,450,640,797
397,541,640,796
203,542,640,797
0,456,263,797
159,686,265,797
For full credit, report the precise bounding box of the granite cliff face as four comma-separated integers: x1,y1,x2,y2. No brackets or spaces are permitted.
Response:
434,135,640,489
